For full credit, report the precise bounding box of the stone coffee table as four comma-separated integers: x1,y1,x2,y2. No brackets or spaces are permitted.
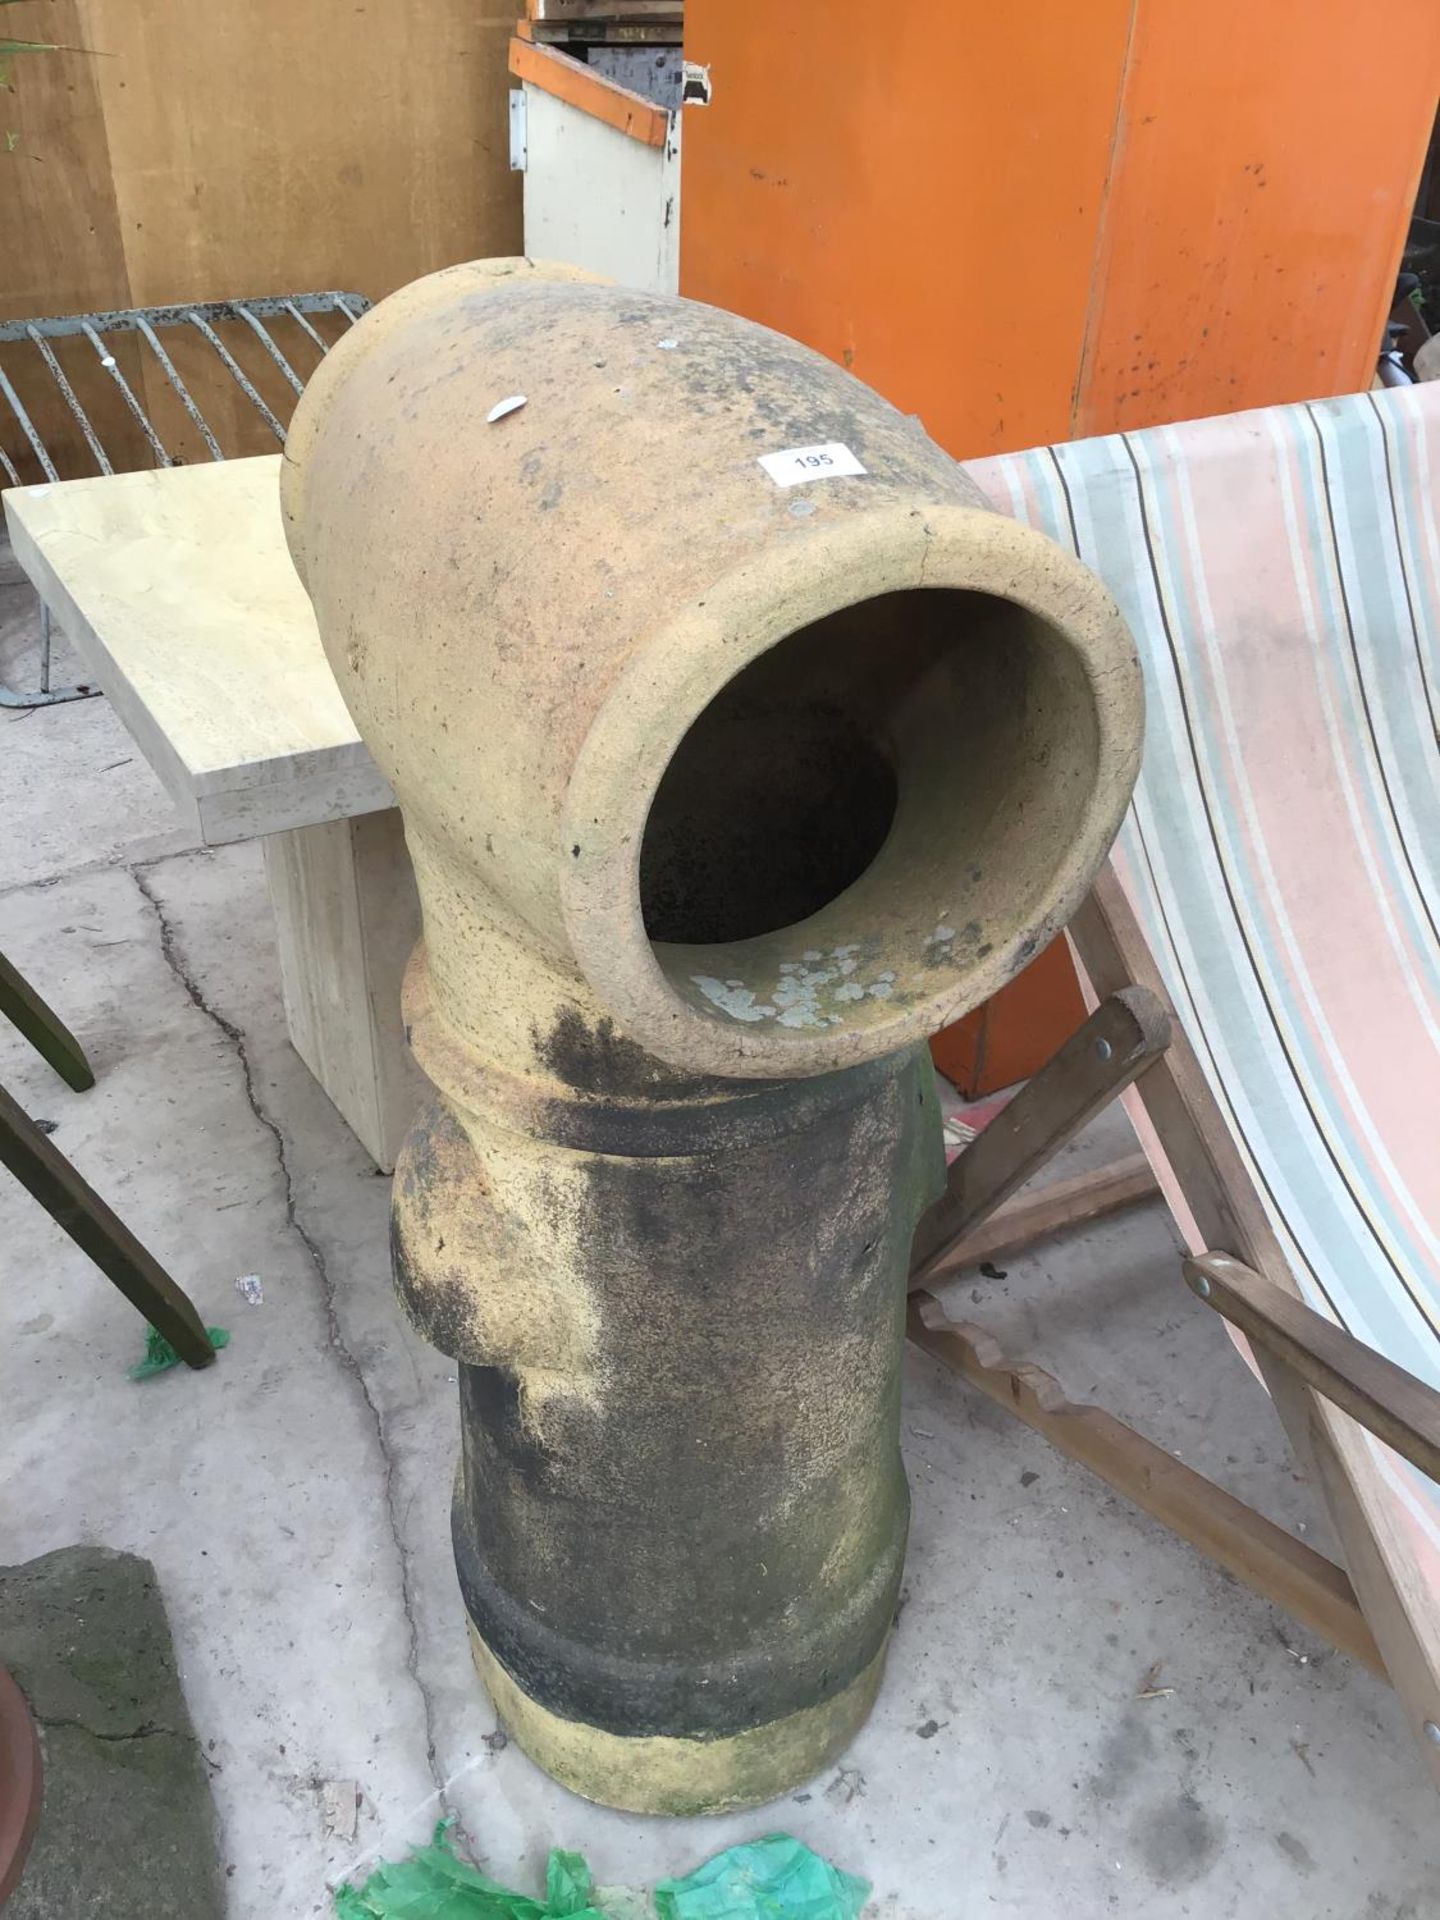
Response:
4,456,420,1169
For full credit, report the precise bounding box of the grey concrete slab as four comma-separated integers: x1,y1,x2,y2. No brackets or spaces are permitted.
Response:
0,1545,224,1920
0,699,1436,1918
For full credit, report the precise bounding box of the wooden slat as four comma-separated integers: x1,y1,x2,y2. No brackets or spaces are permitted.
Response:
1069,874,1267,1259
1071,863,1440,1787
908,1291,1385,1677
910,1153,1158,1287
509,35,671,148
530,0,682,17
911,986,1170,1276
1,0,521,478
0,951,95,1093
1187,1253,1440,1487
0,5,149,480
95,0,521,310
0,1083,214,1367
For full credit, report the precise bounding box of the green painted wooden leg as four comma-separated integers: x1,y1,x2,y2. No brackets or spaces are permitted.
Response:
0,1082,214,1368
0,951,95,1092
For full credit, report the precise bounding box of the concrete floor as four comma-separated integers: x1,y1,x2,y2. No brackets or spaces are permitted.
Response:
2,590,1437,1919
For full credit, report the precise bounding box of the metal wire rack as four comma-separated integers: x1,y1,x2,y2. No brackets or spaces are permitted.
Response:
0,290,369,708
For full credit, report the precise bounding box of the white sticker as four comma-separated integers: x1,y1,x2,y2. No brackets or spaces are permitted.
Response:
758,442,867,488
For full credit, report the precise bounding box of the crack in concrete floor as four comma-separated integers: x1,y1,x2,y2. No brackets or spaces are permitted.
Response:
129,854,449,1811
33,1715,169,1742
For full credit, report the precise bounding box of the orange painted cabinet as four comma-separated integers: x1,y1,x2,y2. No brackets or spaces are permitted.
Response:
680,0,1439,1090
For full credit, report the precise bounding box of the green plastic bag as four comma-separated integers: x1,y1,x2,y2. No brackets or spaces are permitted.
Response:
128,1324,229,1380
653,1835,871,1920
548,1853,602,1916
333,1824,868,1920
334,1822,608,1920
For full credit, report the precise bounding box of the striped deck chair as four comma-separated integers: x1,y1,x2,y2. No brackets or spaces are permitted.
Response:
905,383,1440,1788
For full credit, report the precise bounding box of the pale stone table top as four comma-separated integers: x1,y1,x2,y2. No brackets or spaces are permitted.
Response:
3,456,391,843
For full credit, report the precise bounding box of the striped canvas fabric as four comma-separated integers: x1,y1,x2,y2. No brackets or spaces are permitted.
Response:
968,384,1440,1586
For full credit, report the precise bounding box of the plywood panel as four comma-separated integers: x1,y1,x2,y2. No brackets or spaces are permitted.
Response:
82,0,522,309
1,0,522,479
0,5,144,476
0,5,127,316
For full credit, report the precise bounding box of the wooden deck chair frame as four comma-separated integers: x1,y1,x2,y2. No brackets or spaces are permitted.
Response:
907,863,1440,1788
0,949,215,1370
